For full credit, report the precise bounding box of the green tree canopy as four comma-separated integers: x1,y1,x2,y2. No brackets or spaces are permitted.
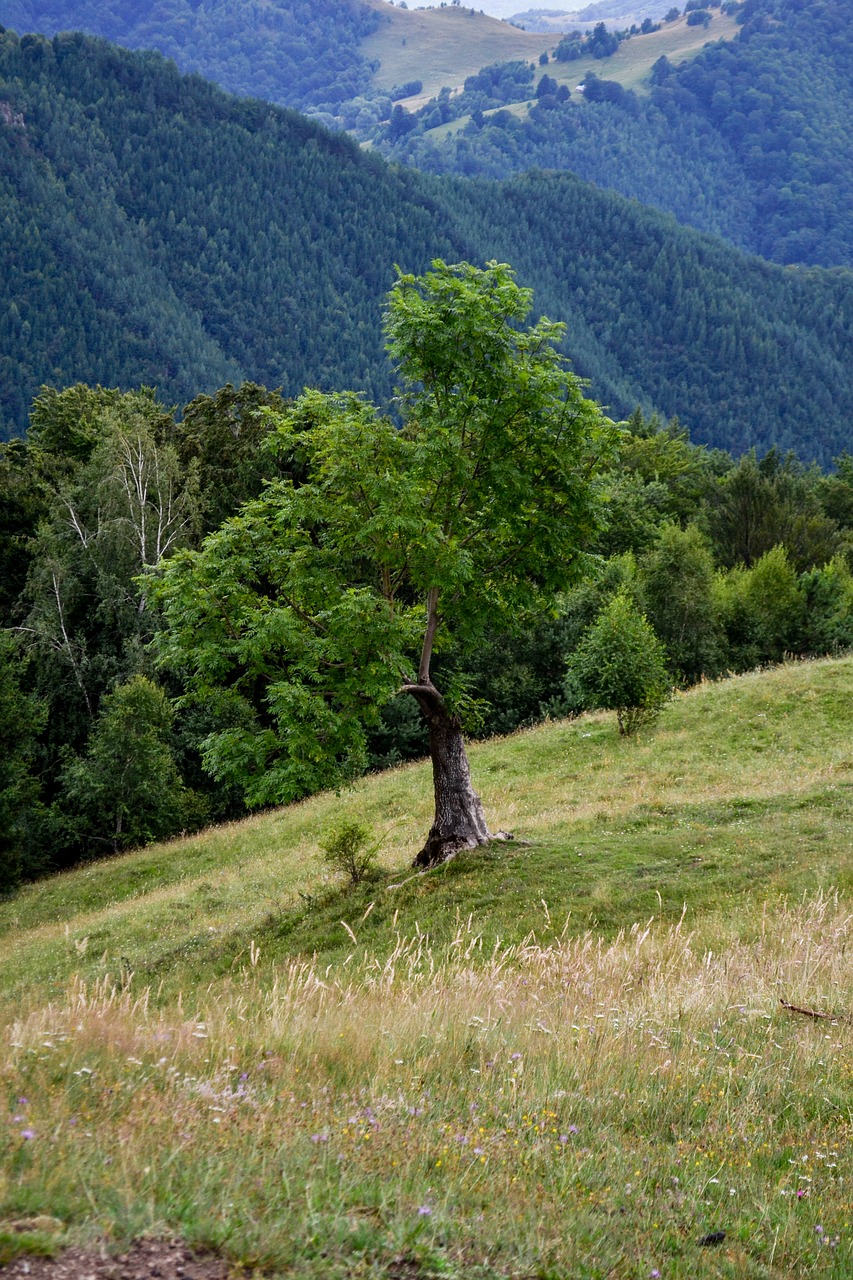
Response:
565,591,672,736
60,675,190,856
151,260,615,864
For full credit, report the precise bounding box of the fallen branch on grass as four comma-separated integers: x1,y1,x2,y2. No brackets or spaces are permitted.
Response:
780,998,836,1020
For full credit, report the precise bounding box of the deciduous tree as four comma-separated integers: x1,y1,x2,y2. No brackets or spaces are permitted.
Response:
151,261,614,866
565,592,671,736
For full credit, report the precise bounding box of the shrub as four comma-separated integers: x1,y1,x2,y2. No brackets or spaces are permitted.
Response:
798,556,853,655
565,592,671,735
714,545,805,668
320,821,380,885
60,675,190,857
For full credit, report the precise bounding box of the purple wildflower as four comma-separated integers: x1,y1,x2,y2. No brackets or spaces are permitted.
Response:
417,1205,432,1217
20,1129,35,1140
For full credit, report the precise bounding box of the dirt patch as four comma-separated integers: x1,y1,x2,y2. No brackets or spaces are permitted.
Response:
0,1239,230,1280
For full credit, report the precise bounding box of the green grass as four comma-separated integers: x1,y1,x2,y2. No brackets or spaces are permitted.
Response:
3,656,851,1002
549,11,741,96
2,658,852,1277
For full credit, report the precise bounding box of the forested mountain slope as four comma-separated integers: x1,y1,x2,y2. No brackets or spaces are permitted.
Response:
0,0,382,109
0,0,556,109
8,0,853,270
1,29,853,460
382,0,853,269
0,31,470,431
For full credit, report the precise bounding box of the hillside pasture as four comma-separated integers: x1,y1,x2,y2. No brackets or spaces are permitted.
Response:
362,1,552,104
420,11,739,140
1,658,852,1277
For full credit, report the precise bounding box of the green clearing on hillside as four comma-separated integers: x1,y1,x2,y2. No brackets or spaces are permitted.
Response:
361,3,552,104
2,657,852,1005
552,11,740,96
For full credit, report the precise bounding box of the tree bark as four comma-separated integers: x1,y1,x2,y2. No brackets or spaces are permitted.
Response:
411,698,491,868
407,587,492,867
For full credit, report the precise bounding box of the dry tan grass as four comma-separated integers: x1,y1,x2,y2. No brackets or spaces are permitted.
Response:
4,896,851,1274
361,1,552,102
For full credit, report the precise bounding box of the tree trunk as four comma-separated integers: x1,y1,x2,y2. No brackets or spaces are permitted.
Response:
412,706,491,868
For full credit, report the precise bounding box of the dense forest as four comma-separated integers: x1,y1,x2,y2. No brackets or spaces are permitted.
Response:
2,30,853,460
10,0,853,270
379,0,853,269
1,0,382,109
4,376,853,889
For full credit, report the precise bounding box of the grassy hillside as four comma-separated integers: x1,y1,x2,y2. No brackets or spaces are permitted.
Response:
543,11,738,95
1,660,852,1276
423,8,738,128
362,2,552,104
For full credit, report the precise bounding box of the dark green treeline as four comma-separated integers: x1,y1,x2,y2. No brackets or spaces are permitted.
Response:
1,0,380,109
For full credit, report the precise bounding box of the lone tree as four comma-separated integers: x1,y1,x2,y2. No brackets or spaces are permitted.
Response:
151,261,613,867
565,591,671,736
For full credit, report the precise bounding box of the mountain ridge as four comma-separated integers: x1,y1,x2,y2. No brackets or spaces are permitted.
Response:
2,27,853,461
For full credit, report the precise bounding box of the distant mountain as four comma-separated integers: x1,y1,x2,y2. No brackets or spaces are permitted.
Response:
1,28,852,462
508,2,669,31
381,0,853,271
10,0,853,275
0,0,557,109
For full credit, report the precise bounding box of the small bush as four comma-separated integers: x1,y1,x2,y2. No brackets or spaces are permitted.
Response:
320,821,380,885
565,591,672,735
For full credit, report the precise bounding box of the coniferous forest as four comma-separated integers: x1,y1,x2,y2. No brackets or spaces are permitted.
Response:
1,0,382,109
1,29,853,460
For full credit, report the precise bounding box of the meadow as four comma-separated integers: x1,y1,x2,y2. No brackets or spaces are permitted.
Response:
365,8,738,111
361,4,553,106
2,658,852,1277
410,10,738,140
